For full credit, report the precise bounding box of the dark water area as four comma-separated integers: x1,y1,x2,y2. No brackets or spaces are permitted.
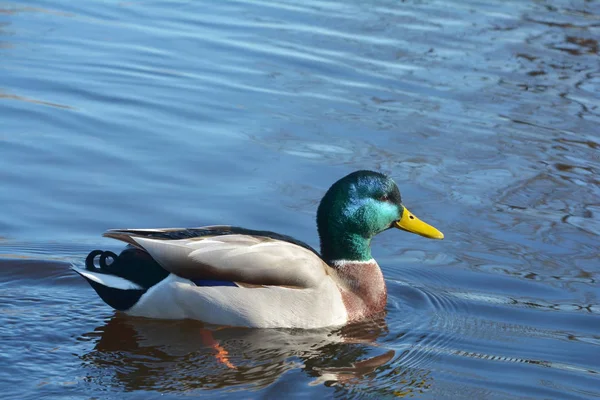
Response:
1,0,599,398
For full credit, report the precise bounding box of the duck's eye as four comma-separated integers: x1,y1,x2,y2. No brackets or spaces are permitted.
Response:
379,194,390,202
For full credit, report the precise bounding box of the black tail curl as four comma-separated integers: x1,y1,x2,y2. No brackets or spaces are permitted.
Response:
85,250,120,273
81,248,146,311
80,247,170,311
84,246,169,290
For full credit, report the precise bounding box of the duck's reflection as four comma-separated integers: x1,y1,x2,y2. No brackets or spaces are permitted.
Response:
80,315,429,395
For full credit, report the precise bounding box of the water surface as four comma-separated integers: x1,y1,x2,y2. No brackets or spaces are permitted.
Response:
1,0,599,398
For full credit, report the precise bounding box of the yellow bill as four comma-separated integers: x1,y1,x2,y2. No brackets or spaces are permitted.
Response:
394,207,444,239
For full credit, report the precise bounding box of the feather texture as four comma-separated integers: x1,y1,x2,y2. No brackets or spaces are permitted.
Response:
126,274,348,328
104,227,332,289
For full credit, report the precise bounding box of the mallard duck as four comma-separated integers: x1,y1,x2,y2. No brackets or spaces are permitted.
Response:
75,170,443,329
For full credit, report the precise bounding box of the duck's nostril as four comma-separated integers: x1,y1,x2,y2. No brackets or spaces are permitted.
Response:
409,215,414,220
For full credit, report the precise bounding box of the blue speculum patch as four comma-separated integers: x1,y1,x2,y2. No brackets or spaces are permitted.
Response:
192,279,237,287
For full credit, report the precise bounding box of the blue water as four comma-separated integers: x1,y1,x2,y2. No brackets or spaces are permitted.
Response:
1,0,599,398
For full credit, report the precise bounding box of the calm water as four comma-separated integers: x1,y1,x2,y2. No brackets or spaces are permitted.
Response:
1,0,599,398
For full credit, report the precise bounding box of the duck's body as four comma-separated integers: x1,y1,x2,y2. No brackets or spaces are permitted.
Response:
76,171,443,328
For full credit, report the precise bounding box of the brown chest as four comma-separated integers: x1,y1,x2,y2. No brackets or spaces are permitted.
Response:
331,260,387,321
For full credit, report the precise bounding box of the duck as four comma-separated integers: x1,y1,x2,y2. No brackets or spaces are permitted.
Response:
74,170,443,329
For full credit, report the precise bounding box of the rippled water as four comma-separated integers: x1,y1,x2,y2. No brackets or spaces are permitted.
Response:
1,0,599,398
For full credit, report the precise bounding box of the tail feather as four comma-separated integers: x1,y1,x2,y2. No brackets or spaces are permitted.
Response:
85,247,169,289
74,268,146,311
75,268,143,290
76,247,170,311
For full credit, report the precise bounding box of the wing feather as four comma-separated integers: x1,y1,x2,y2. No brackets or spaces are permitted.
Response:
104,227,329,289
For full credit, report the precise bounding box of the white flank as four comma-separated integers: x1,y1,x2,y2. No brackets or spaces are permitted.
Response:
126,274,348,328
74,268,143,290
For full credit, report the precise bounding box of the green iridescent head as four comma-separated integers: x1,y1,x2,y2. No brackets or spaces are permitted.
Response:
317,170,443,262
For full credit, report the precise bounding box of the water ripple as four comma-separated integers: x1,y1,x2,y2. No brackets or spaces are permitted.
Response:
1,0,600,398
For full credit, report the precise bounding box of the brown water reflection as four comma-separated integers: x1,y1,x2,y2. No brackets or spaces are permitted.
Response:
79,316,426,395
